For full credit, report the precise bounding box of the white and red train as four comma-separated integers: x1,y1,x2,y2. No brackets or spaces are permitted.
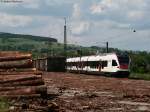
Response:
66,53,130,77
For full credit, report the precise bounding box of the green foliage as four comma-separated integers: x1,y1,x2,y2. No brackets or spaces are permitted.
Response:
129,51,150,73
0,32,57,42
129,73,150,80
0,98,9,111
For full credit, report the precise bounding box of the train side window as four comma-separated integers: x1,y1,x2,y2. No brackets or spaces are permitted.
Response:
67,62,70,66
112,60,118,66
89,61,99,68
79,61,82,68
102,61,107,68
82,61,87,67
73,62,77,66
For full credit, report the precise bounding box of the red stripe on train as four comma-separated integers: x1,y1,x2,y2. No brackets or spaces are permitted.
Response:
119,64,128,69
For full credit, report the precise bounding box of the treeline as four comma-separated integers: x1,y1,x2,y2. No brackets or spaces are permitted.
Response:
0,32,57,42
129,51,150,73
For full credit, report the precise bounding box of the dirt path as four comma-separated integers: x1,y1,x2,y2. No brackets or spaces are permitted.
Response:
43,72,150,112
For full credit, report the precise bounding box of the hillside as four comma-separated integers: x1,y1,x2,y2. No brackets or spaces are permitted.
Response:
0,32,57,42
0,32,58,55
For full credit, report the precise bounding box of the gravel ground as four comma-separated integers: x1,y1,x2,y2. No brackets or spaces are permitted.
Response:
43,72,150,112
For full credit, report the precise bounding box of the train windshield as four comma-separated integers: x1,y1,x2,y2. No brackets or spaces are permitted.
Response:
118,56,129,65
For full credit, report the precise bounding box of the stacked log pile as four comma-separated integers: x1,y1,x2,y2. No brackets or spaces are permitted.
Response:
0,52,61,112
0,51,47,97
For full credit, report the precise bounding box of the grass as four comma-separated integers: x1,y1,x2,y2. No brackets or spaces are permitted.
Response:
0,98,9,112
129,73,150,80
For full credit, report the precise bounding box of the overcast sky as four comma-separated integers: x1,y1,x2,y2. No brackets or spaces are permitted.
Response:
0,0,150,51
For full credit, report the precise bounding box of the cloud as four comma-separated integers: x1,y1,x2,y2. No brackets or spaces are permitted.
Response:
128,11,145,21
0,13,32,27
0,0,150,51
89,0,149,21
71,21,91,35
72,4,81,19
22,0,40,9
90,4,104,14
45,0,82,6
0,0,73,17
14,16,65,41
90,0,118,14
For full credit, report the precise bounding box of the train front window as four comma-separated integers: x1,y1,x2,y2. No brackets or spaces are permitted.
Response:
118,56,129,64
112,60,118,66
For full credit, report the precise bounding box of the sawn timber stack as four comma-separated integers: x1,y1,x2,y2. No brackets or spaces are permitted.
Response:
0,51,47,97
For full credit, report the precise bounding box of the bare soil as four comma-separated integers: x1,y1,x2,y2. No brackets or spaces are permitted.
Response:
43,72,150,112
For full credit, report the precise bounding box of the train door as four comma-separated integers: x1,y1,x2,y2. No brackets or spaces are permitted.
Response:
98,60,102,72
101,60,108,71
111,59,118,72
101,60,113,72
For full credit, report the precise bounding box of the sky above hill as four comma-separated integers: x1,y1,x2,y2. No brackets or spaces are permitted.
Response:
0,0,150,51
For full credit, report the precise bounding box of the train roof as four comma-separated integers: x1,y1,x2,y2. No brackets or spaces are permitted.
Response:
67,53,119,62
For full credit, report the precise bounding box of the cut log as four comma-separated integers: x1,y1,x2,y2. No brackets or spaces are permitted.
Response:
0,54,32,62
0,51,31,57
0,78,45,86
0,59,33,69
0,85,47,95
11,68,37,72
0,75,42,82
0,94,41,98
0,51,20,56
0,75,42,84
0,85,45,91
0,71,42,75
